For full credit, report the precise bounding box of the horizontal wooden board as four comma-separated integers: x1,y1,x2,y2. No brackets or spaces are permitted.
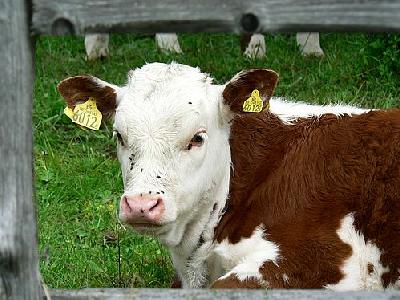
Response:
47,288,400,300
32,0,400,35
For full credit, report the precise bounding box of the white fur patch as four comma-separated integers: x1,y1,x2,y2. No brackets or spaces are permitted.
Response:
269,97,371,124
171,160,231,288
326,213,388,291
115,63,229,241
114,63,232,288
214,225,279,284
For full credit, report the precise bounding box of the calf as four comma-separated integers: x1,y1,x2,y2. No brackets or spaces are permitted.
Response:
58,62,399,290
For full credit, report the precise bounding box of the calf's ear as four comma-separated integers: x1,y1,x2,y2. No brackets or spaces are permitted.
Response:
220,69,279,118
57,75,119,118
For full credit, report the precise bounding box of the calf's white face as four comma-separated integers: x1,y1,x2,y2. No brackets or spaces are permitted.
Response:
113,64,228,235
57,62,278,245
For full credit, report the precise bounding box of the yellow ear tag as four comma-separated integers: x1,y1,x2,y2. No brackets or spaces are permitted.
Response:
243,89,264,113
64,97,102,130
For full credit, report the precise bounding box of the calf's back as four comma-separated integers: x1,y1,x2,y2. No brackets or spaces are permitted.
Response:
215,110,400,289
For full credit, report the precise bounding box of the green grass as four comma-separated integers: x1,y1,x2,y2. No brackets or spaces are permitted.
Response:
34,33,400,288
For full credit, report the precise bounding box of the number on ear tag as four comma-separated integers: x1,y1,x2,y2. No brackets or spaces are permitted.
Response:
64,97,102,130
243,89,264,113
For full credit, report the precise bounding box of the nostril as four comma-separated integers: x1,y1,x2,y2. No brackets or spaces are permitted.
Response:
149,198,162,212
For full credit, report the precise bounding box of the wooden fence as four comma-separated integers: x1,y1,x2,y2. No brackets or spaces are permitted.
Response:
1,0,400,299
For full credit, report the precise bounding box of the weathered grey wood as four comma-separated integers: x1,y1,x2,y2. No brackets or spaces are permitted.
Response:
32,0,400,35
10,1,399,299
0,0,42,299
46,288,400,300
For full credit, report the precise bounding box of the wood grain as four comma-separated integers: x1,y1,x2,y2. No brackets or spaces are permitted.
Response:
47,288,400,299
32,0,400,35
0,0,42,299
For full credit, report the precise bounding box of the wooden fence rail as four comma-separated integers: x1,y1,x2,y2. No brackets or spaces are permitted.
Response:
46,288,400,299
1,0,400,299
33,0,400,35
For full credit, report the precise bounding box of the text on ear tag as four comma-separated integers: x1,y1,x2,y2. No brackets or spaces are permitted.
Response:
64,97,102,130
243,89,263,113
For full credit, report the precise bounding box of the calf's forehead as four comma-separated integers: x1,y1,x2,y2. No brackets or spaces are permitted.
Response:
114,72,216,137
114,102,202,148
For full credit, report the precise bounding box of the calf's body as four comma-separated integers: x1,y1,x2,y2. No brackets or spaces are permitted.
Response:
58,63,400,290
214,110,400,289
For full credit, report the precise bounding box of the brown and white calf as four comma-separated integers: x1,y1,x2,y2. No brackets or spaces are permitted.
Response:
58,62,399,290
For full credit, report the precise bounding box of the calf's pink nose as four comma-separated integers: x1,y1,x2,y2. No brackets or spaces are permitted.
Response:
120,194,165,224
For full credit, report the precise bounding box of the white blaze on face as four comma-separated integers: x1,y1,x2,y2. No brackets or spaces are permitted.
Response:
113,63,229,230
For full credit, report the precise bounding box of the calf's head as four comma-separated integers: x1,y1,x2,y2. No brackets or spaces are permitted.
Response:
58,63,278,244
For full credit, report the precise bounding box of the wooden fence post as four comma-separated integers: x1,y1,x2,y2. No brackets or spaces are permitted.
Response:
0,0,42,299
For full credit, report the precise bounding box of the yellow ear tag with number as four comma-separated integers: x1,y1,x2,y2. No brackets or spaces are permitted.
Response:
64,98,102,130
243,89,264,113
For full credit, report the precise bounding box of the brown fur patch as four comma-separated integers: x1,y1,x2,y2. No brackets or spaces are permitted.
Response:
368,263,374,275
214,108,400,288
222,69,278,114
211,274,263,289
57,76,117,118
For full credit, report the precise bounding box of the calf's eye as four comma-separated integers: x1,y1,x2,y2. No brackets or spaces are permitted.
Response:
186,131,206,150
192,134,204,144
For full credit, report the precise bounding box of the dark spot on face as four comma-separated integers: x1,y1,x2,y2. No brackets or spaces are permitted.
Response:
149,191,152,194
156,192,160,194
116,132,125,147
161,191,165,194
140,209,144,213
368,263,374,274
140,193,142,197
198,235,205,246
129,154,135,170
188,102,192,104
156,175,161,179
141,168,143,172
